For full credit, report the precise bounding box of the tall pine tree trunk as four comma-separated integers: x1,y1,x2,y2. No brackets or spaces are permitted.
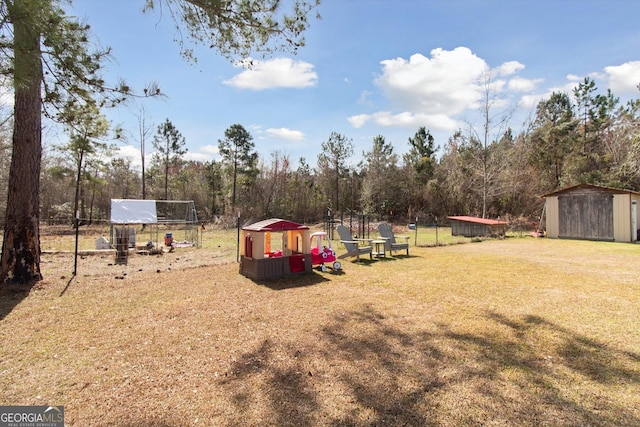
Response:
1,1,43,283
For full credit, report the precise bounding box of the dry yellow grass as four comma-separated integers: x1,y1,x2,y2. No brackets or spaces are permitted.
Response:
1,232,639,426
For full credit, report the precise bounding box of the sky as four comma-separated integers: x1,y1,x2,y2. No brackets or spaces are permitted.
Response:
59,0,640,169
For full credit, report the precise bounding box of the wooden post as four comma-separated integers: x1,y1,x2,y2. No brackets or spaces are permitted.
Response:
115,226,129,265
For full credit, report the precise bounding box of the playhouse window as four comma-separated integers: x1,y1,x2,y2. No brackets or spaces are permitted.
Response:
245,234,253,258
294,233,302,253
265,231,284,257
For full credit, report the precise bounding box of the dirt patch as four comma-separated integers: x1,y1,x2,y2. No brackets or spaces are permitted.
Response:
41,247,234,281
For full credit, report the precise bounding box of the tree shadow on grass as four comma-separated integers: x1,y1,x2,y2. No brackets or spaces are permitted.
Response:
485,311,640,385
219,305,640,426
0,281,41,321
341,258,377,267
440,311,640,425
219,339,320,427
253,270,331,291
338,254,418,267
375,254,419,266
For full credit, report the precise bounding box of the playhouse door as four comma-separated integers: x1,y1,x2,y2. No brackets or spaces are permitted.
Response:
288,254,305,273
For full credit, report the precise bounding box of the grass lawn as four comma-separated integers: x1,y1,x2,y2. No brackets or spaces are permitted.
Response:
1,229,639,426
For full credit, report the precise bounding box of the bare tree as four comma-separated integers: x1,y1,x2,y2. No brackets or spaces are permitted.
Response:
467,70,515,218
134,105,154,200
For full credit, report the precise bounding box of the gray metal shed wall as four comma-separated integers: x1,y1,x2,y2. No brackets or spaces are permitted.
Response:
451,221,505,237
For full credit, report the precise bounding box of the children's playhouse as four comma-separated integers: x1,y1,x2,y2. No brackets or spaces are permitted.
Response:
239,218,312,280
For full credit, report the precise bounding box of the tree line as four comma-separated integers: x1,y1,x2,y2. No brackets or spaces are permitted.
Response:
1,0,638,284
3,77,638,229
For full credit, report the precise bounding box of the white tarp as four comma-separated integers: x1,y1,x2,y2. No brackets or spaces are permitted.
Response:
110,199,158,224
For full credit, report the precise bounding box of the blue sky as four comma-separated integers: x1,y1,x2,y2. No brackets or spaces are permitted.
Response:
63,0,640,169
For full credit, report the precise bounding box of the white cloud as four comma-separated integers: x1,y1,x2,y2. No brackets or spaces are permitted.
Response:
185,151,213,162
248,124,263,134
488,78,507,94
0,92,13,108
115,143,218,168
348,111,460,131
566,74,582,83
0,76,13,108
266,127,304,141
357,90,373,107
185,144,219,162
495,61,525,76
519,93,548,110
115,145,142,169
518,79,580,110
508,76,543,93
196,144,219,156
375,47,488,116
347,114,370,128
604,61,640,94
224,57,318,90
349,47,541,132
516,60,640,113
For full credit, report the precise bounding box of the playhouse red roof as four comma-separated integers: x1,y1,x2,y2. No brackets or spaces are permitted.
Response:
242,218,309,232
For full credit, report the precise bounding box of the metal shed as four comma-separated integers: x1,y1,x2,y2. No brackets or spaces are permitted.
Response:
448,216,508,237
542,184,640,242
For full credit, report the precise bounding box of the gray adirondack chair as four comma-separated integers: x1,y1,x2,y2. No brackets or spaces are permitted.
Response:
336,224,372,262
377,222,409,256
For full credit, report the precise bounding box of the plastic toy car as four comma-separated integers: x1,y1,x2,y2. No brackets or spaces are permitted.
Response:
310,231,341,272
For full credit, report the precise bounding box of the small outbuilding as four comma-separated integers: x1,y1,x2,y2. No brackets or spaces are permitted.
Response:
448,216,508,238
542,184,640,242
239,218,312,280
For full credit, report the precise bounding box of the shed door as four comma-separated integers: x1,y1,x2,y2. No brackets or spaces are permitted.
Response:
558,193,613,240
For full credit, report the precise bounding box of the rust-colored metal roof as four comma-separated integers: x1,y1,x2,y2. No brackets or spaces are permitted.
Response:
242,218,309,232
447,216,507,225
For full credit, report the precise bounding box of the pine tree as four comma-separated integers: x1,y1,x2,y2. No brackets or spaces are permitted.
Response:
152,119,187,200
218,124,258,212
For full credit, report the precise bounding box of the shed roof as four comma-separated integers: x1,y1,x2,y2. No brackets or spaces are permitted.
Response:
448,216,507,226
243,218,309,232
541,183,640,198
